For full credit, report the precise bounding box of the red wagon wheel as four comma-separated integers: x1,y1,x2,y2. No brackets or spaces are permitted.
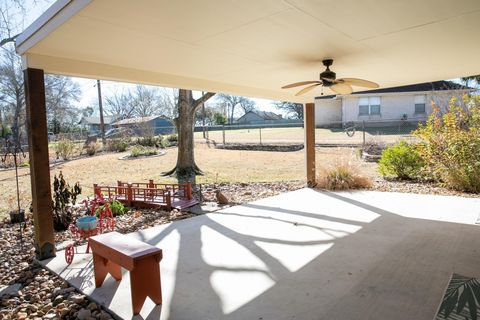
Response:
65,244,75,264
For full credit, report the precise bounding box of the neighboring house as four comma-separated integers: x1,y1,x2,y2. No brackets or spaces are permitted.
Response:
236,111,283,125
315,81,471,127
78,115,119,133
111,115,174,135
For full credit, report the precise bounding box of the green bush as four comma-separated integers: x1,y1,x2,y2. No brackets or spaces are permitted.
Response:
130,145,157,157
55,139,76,160
414,95,480,192
98,199,127,216
107,138,129,152
0,125,12,138
378,141,425,180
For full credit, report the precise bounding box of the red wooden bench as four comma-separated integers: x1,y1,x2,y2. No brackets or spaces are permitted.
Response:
89,232,163,315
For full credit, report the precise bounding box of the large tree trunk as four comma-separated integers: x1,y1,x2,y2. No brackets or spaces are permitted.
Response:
175,90,198,184
163,89,215,184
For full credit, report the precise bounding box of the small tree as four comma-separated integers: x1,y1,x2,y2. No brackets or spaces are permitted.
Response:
213,112,227,125
52,172,81,231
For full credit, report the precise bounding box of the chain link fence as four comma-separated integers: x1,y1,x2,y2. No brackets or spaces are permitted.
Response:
192,119,422,147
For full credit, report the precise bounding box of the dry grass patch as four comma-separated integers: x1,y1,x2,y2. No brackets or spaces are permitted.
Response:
316,148,373,190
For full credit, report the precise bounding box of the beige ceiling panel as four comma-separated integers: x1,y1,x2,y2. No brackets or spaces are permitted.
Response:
286,0,480,41
78,0,291,43
361,10,480,82
199,8,368,65
30,14,257,80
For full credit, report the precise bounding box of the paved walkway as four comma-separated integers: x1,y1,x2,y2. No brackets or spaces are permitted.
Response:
40,189,480,319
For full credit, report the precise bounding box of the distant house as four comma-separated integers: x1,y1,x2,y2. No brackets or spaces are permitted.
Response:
79,115,119,133
236,111,283,125
315,81,471,127
111,115,174,135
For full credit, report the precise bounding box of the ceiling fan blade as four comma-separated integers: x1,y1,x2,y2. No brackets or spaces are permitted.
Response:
330,83,353,94
295,83,321,96
338,78,379,88
320,76,336,82
282,81,320,89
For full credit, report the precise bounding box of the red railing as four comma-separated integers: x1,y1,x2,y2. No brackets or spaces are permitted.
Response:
117,180,193,200
94,183,174,210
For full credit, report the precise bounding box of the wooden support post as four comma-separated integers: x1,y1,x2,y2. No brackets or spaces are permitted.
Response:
127,183,133,206
186,183,192,200
149,179,154,189
117,181,123,195
24,68,55,260
165,192,172,211
304,103,316,187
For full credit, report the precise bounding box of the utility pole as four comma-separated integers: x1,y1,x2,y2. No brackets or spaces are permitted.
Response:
96,80,106,146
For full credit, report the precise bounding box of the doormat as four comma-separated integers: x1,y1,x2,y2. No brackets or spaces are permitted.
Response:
435,273,480,320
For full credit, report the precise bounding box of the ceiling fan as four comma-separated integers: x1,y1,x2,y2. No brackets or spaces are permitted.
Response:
281,59,379,96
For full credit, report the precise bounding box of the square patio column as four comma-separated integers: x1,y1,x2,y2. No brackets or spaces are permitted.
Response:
304,102,316,186
24,68,55,260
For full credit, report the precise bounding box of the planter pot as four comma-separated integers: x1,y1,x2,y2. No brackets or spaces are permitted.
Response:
9,210,25,224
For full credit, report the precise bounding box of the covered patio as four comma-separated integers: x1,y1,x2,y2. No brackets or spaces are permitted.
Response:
16,0,480,260
41,189,480,319
14,0,480,318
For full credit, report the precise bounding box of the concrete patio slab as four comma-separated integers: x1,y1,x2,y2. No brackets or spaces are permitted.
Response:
39,189,480,320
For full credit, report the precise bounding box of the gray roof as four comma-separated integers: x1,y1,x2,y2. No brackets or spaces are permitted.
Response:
112,115,170,126
316,80,472,100
80,115,118,125
240,111,282,120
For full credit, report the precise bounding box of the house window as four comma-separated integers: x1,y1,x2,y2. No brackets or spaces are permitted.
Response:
414,95,426,114
358,97,381,115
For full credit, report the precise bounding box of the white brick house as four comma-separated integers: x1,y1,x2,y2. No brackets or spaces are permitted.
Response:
315,81,471,127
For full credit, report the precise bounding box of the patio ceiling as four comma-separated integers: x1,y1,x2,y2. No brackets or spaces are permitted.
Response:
17,0,480,102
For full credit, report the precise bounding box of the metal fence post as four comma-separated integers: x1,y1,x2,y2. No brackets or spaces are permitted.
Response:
362,120,366,148
222,125,225,145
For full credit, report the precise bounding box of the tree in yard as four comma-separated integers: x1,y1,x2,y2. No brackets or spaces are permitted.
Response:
273,101,303,120
162,89,215,183
213,111,227,125
44,74,81,133
104,89,136,119
215,93,255,124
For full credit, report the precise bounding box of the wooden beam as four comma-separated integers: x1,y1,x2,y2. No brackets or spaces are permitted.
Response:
304,103,316,186
24,68,55,260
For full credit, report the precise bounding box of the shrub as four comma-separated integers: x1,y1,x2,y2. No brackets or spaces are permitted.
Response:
130,145,157,157
167,134,178,143
85,142,100,156
414,96,480,192
317,166,372,190
55,139,76,160
98,199,127,216
106,138,129,152
52,172,81,231
378,141,425,180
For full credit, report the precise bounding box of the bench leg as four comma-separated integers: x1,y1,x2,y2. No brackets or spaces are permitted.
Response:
92,253,122,287
130,255,162,315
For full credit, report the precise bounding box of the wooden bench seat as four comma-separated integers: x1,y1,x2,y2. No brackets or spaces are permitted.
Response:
89,232,163,315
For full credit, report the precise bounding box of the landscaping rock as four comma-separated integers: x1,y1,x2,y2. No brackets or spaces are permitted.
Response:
77,308,91,320
0,283,22,298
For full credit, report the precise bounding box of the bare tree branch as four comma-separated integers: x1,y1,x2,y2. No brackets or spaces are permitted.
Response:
193,92,216,110
0,33,19,47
